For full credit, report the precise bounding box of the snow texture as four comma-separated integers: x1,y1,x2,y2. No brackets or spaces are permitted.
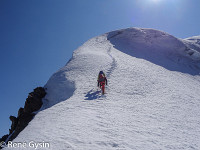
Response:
4,28,200,150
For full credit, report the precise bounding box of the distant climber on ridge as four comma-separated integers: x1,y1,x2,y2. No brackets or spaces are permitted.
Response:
97,71,107,95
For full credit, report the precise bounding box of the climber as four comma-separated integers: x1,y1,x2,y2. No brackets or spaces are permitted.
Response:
97,71,107,94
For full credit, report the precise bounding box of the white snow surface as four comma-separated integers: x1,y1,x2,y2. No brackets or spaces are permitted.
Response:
4,28,200,150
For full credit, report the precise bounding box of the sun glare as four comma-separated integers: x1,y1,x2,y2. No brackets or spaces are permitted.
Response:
151,0,161,2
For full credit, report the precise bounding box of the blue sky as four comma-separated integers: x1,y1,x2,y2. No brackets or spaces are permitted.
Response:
0,0,200,137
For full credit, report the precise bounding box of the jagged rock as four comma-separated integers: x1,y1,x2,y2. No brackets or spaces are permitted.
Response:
17,107,24,118
18,113,35,130
1,87,46,143
34,87,46,98
0,134,8,143
24,97,42,113
24,87,46,113
9,116,18,134
0,134,9,143
0,134,8,149
9,113,35,141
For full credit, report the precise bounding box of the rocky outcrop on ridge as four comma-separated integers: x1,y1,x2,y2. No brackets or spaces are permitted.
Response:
0,87,46,149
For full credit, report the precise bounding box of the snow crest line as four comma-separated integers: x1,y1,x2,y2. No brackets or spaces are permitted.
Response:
84,42,116,100
106,45,117,78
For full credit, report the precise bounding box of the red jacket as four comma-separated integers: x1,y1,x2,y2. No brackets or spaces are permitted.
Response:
98,74,107,86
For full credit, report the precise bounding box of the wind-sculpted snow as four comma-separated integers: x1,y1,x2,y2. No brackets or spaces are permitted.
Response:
42,68,75,109
108,28,200,75
182,36,200,62
184,36,200,48
42,35,113,108
5,28,200,150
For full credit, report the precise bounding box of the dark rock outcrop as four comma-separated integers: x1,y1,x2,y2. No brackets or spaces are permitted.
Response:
0,135,8,142
0,87,46,149
0,134,8,149
17,107,24,118
9,116,18,134
24,87,46,113
10,113,35,141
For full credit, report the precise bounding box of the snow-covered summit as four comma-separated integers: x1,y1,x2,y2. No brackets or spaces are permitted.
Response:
108,28,200,71
182,36,200,56
4,28,200,150
184,35,200,45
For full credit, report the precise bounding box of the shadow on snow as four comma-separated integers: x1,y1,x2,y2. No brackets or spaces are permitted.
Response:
84,89,101,100
108,29,200,75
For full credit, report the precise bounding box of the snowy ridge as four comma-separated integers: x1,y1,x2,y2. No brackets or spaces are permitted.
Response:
181,36,200,63
184,35,200,47
4,28,200,150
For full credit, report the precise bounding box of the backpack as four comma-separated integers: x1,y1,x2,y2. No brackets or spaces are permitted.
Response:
98,74,105,82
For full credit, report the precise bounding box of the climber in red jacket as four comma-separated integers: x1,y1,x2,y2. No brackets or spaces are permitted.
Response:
97,71,107,95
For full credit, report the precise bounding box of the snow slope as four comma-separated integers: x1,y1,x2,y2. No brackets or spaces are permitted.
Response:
184,35,200,50
182,36,200,61
4,28,200,150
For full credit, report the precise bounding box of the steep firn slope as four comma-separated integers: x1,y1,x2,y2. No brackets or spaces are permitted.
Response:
4,28,200,150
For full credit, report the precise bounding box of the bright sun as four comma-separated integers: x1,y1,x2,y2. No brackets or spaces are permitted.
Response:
151,0,161,2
